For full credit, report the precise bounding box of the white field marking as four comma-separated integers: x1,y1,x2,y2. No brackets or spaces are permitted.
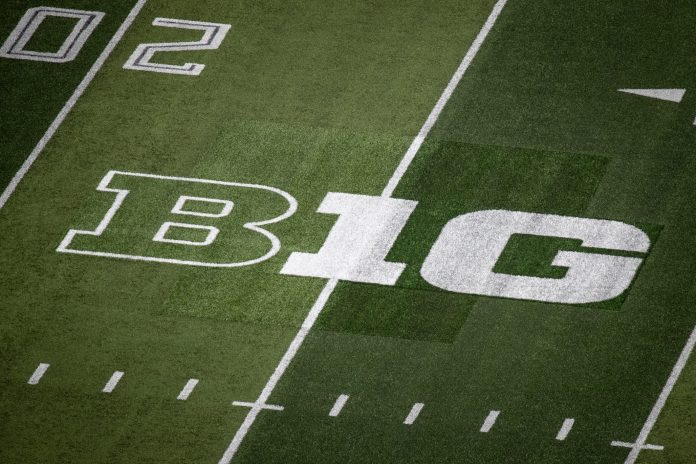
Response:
102,371,124,393
27,363,50,385
480,410,500,433
218,278,337,464
555,418,574,441
177,378,199,401
612,324,696,463
152,222,220,246
123,18,231,76
280,193,417,285
0,7,104,63
57,171,297,267
217,1,509,461
611,441,664,451
421,210,649,304
0,0,148,212
381,0,509,198
231,401,284,411
171,195,234,218
329,394,350,417
403,403,425,425
617,88,686,103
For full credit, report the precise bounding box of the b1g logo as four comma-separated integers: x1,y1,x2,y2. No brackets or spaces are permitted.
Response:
58,171,651,305
57,171,297,267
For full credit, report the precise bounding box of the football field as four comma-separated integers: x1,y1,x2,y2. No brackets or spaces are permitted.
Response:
2,0,696,462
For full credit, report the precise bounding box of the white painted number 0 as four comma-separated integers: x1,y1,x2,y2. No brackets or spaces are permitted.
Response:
123,18,231,76
0,7,104,63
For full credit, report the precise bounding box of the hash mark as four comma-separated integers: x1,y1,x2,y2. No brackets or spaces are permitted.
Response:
177,378,199,400
102,371,124,393
329,394,349,417
404,403,424,425
27,363,50,385
480,410,500,433
556,418,574,441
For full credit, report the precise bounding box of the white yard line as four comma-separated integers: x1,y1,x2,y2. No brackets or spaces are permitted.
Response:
217,1,509,461
27,363,50,385
177,378,199,400
480,410,500,433
102,371,124,393
0,0,148,211
614,324,696,464
555,418,574,441
329,394,350,417
403,403,425,425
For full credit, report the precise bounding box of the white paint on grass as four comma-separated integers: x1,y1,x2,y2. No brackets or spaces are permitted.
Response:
218,278,337,464
231,401,284,411
611,441,663,451
612,324,696,463
177,378,199,400
556,418,574,441
403,403,424,425
281,193,417,285
0,7,104,63
0,0,148,211
618,88,686,103
102,371,124,393
329,394,349,417
381,0,510,198
123,18,231,76
420,210,650,304
57,171,297,267
480,410,500,433
217,1,510,461
27,363,50,385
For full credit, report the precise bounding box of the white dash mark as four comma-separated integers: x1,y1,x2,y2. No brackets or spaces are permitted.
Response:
480,410,500,433
329,394,349,417
177,378,199,400
556,418,575,441
27,363,50,385
102,371,124,393
404,403,424,425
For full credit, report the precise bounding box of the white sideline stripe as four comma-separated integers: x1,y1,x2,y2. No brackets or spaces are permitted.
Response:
27,363,50,385
555,418,574,441
403,403,424,425
329,394,349,417
614,324,696,464
102,371,124,393
381,0,509,198
480,410,500,433
611,441,664,451
177,378,199,400
0,0,148,211
217,1,509,461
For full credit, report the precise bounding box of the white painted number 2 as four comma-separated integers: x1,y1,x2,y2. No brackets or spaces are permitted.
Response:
0,7,104,63
123,18,231,76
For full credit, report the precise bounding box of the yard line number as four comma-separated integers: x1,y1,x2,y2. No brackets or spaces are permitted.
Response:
0,6,230,75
